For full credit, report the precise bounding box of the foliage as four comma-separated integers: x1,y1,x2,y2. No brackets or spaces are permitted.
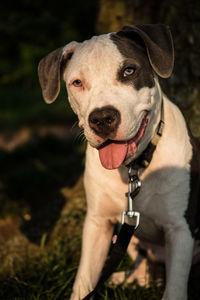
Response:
0,85,76,129
0,0,99,130
0,0,99,88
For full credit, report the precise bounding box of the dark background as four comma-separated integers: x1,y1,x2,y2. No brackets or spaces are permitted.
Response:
0,0,99,130
0,0,99,243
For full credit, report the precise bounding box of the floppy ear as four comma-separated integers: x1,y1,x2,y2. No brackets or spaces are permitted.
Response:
38,41,79,103
115,24,174,78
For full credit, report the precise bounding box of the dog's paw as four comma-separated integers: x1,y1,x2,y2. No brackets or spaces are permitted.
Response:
126,258,150,286
69,293,80,300
109,271,125,286
109,258,150,287
69,291,92,300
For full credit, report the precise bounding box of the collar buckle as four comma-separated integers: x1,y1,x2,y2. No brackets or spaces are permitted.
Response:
157,119,165,137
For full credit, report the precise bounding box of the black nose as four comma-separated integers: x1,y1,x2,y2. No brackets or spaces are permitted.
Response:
88,106,121,138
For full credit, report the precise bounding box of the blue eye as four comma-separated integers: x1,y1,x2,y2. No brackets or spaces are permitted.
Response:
72,79,82,87
123,67,135,77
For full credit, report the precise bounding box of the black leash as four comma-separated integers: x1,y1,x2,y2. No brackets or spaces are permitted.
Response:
82,223,136,300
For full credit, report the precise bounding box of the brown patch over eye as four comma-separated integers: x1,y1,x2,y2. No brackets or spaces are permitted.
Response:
110,34,155,90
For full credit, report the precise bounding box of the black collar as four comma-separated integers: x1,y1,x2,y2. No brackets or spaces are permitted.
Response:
126,98,164,170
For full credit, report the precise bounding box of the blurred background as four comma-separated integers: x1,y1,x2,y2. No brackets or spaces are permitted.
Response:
0,0,200,299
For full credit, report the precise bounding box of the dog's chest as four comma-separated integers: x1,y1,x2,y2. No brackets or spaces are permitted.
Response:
137,169,189,219
100,166,191,249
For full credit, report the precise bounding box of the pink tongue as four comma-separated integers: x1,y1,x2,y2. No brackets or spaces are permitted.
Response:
99,142,127,169
99,140,138,169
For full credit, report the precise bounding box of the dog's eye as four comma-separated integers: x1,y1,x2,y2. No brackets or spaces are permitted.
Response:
72,79,82,87
123,67,135,77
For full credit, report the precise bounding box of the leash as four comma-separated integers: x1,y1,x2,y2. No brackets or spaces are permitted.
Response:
82,167,141,300
82,224,136,300
82,97,164,300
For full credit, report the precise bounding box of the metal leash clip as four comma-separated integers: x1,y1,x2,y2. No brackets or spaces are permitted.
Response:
121,166,141,229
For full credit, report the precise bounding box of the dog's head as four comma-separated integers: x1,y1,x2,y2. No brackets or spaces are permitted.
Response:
38,24,174,170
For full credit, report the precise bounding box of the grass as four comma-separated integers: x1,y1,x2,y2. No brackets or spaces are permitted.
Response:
0,234,163,300
0,223,163,300
0,237,78,300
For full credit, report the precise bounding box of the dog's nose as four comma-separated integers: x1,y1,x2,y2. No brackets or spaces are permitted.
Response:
88,106,121,138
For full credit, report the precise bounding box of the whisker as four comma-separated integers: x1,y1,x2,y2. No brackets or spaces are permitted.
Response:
80,134,86,143
74,128,85,143
70,121,79,131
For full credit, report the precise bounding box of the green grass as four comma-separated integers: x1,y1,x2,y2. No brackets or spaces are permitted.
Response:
0,236,78,300
0,230,163,300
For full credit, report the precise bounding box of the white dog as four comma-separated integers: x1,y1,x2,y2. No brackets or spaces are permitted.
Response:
38,24,200,300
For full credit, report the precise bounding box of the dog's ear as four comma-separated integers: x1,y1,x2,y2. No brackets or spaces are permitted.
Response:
115,24,174,78
38,42,79,103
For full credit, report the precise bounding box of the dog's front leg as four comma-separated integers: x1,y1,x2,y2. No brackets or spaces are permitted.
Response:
70,213,114,300
163,222,194,300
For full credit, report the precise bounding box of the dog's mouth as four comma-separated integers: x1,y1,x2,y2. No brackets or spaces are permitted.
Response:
98,113,149,170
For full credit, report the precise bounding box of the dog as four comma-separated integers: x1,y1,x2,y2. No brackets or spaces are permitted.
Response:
38,24,200,300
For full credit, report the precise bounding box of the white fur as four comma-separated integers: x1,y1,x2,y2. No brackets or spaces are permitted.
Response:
63,35,195,300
